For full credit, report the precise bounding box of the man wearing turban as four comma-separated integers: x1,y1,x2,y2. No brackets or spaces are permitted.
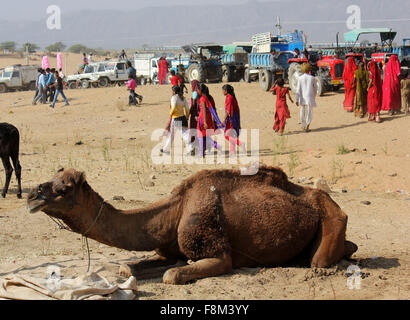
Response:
295,63,317,132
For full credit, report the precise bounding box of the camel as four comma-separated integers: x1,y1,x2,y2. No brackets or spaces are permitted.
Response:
27,165,357,285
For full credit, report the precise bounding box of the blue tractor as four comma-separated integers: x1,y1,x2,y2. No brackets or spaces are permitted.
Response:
167,44,223,83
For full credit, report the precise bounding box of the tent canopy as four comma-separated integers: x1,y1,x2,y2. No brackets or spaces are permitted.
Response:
344,28,397,43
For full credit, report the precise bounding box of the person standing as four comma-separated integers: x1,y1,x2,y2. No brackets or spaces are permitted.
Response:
189,80,200,145
126,74,138,106
50,70,69,108
126,61,143,103
32,69,47,105
270,78,293,135
158,57,168,85
367,61,383,123
82,53,88,71
222,84,245,154
342,57,358,112
296,63,317,132
170,70,183,88
382,55,402,115
353,61,369,118
197,84,221,157
161,86,192,154
46,68,56,103
401,73,410,115
33,68,43,101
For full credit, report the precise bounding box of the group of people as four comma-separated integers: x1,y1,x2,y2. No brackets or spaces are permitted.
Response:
32,67,69,109
270,62,318,135
342,55,409,122
160,81,245,158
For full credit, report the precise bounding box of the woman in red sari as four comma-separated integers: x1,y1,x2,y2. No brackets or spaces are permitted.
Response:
197,84,219,157
222,85,245,155
342,57,357,112
367,61,383,123
270,78,293,135
382,55,401,115
158,57,168,85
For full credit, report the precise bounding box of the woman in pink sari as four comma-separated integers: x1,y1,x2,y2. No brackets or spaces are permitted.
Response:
367,61,383,123
382,55,401,115
342,57,357,112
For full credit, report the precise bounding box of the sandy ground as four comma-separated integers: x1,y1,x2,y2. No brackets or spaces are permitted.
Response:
0,54,409,300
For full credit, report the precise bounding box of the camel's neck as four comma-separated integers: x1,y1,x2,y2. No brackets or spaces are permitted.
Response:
61,183,181,251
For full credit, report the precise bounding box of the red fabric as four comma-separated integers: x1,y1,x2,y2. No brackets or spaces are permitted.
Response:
170,75,182,87
272,86,291,133
224,94,239,131
367,61,383,114
343,57,358,111
197,95,216,136
158,59,168,85
382,55,401,111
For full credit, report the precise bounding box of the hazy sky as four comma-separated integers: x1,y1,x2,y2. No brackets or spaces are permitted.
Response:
2,0,260,20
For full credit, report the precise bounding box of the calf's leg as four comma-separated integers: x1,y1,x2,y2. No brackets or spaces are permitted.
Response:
1,156,13,198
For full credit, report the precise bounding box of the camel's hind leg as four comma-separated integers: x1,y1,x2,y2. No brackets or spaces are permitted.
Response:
163,253,232,285
310,191,356,267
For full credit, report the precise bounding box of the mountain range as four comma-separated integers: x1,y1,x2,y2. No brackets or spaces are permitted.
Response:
0,0,408,49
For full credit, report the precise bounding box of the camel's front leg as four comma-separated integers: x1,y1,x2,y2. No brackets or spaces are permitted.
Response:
163,253,232,285
119,254,185,280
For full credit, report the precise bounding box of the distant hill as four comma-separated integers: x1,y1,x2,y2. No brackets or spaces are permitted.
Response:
0,0,408,49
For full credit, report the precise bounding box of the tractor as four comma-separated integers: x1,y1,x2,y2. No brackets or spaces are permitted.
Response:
167,44,223,84
288,51,345,96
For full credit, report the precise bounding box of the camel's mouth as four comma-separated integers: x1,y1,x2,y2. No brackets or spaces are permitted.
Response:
27,200,47,214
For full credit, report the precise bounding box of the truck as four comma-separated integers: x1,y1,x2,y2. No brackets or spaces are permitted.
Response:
221,43,252,82
168,44,223,83
0,65,39,93
246,31,305,91
133,54,160,85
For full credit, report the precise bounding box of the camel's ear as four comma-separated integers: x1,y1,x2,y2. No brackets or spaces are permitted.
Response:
72,171,86,186
57,167,64,173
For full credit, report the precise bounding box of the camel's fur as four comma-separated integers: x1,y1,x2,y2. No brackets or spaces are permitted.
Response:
27,165,357,285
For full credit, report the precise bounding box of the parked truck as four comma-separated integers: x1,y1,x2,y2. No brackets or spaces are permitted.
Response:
0,65,39,93
134,54,160,85
246,31,305,91
221,43,252,82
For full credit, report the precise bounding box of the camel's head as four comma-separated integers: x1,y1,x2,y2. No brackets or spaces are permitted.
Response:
27,168,86,217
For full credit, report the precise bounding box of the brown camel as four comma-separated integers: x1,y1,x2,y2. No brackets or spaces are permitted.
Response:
27,165,357,285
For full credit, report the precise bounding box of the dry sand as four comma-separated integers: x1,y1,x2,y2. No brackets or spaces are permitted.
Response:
0,54,409,300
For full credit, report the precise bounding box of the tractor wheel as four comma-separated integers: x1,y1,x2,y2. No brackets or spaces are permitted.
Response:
222,66,234,82
244,68,251,83
68,82,77,90
288,63,302,92
315,76,324,96
81,80,90,89
259,70,272,91
98,77,109,88
187,64,205,83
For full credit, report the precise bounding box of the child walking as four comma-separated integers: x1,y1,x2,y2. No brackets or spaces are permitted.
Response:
270,78,293,135
126,74,138,106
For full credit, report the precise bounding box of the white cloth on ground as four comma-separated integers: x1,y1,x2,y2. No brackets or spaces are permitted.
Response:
0,272,137,300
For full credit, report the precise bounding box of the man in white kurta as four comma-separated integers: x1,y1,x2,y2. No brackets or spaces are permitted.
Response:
295,63,317,132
